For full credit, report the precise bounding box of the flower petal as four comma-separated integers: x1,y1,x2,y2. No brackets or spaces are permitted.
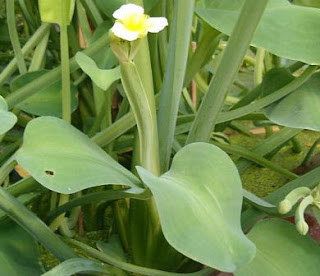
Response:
111,22,139,41
146,17,168,33
113,4,144,20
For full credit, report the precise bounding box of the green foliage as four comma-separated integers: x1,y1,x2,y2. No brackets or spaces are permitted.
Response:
137,143,255,272
197,0,320,64
235,219,320,276
11,71,78,117
2,0,320,274
75,52,121,90
39,0,75,25
0,95,17,135
263,71,320,131
16,116,143,194
0,222,42,276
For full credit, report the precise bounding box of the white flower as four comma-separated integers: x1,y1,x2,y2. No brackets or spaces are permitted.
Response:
111,4,168,41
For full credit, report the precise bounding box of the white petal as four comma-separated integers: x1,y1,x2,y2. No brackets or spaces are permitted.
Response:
111,22,139,41
113,4,144,20
146,17,168,33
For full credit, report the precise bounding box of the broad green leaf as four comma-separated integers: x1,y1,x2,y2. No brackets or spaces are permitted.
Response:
137,143,255,272
11,70,78,117
235,219,320,276
0,221,42,276
39,0,75,26
0,96,17,135
16,116,143,194
196,0,320,64
263,70,320,131
75,52,120,90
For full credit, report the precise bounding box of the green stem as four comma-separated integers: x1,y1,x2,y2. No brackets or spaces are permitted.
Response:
0,155,16,185
216,66,317,123
120,61,159,174
301,137,320,166
157,0,195,173
80,0,103,26
213,142,298,180
0,186,77,261
28,30,49,71
5,33,109,109
60,24,71,122
67,239,213,276
254,48,265,86
0,23,51,86
92,112,135,148
7,0,27,74
186,0,268,144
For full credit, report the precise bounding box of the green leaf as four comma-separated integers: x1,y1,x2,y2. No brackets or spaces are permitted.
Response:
263,70,320,131
16,116,143,194
42,258,113,276
293,0,320,8
235,219,320,276
0,95,17,135
97,235,127,262
11,70,78,117
196,0,320,64
75,52,120,91
39,0,75,26
137,142,255,272
0,221,42,276
94,0,126,17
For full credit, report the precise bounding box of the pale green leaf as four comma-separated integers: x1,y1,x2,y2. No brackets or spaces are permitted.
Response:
196,0,320,64
137,142,255,272
11,70,78,117
0,95,17,135
235,219,320,276
75,52,120,91
16,116,143,194
260,69,320,131
39,0,75,25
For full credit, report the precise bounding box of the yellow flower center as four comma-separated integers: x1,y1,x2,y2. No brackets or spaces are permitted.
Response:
121,13,149,34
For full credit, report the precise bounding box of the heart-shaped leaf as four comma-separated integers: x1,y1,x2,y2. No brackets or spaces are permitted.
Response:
262,69,320,131
196,0,320,64
16,116,143,194
75,52,120,90
11,70,78,117
235,219,320,276
137,142,255,272
0,221,42,276
0,96,17,135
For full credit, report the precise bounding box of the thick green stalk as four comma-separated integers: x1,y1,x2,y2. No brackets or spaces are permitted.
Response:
186,0,268,144
7,0,27,74
0,23,50,86
5,34,109,108
157,0,194,172
120,61,159,174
